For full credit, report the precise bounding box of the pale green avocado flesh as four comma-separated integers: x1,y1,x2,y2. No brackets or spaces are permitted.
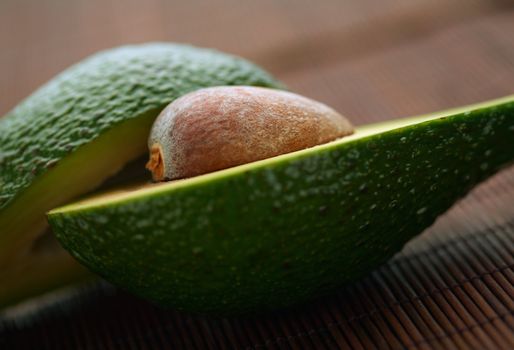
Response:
48,95,514,315
0,43,282,308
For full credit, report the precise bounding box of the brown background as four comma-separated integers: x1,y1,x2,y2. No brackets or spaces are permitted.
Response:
1,0,514,349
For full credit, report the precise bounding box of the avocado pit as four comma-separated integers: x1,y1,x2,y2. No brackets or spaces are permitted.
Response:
146,86,354,181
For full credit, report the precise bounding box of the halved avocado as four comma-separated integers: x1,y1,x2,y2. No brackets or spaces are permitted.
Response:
0,43,282,308
48,95,514,315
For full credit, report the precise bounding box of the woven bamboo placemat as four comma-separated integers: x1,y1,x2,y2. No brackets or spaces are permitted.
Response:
0,1,513,349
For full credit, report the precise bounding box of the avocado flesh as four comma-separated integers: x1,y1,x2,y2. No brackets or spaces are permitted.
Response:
48,95,514,315
0,114,153,308
0,43,281,308
0,234,91,308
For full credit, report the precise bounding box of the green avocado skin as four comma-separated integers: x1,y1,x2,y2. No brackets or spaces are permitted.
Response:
48,101,514,315
0,43,281,211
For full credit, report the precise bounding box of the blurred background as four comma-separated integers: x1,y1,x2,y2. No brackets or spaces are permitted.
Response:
1,1,514,349
2,0,514,122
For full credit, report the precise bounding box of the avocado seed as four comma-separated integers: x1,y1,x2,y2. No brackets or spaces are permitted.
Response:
146,86,354,181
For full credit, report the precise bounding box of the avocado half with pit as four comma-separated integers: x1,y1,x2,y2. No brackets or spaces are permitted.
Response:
0,43,282,307
48,96,514,314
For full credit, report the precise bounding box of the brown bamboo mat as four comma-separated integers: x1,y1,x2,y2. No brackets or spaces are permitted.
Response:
1,1,514,349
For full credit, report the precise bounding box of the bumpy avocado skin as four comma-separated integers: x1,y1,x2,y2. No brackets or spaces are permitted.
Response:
49,100,514,315
0,43,281,211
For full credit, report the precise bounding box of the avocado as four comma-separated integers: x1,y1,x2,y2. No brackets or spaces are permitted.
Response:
0,43,282,307
48,95,514,315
